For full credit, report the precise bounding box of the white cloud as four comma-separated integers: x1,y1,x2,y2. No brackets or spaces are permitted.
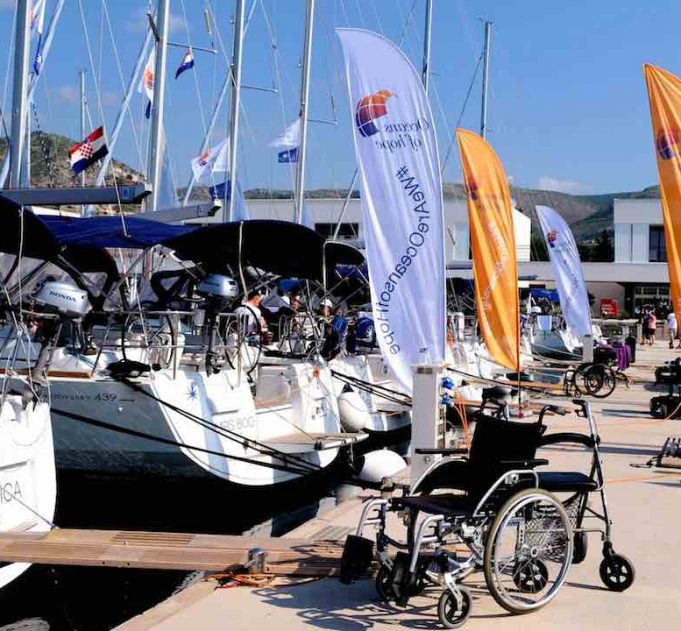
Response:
55,86,118,109
55,85,78,103
125,8,186,34
537,176,592,195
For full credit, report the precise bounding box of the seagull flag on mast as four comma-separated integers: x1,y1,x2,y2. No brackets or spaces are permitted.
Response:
175,49,195,79
69,126,108,174
270,119,300,163
30,0,47,75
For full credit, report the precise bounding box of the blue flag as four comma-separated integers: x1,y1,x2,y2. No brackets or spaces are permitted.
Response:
209,181,230,200
278,148,298,163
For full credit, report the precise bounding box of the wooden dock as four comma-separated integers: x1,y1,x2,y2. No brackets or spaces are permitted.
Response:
0,529,345,576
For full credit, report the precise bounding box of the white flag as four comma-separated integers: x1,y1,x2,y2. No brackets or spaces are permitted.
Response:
190,139,230,182
536,205,592,337
270,118,301,148
337,28,445,394
139,48,155,103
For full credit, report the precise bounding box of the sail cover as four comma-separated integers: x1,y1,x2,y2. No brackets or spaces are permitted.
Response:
456,129,519,371
644,64,681,323
337,28,446,393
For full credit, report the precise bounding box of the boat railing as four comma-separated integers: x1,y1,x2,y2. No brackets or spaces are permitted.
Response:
85,309,251,380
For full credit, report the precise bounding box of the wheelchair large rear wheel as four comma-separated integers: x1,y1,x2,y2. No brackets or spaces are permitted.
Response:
483,488,573,614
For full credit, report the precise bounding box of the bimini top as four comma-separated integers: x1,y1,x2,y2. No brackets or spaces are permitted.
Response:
40,214,193,249
166,220,326,282
0,200,329,283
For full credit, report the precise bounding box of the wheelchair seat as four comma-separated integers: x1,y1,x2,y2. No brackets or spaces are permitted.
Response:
398,494,474,517
538,471,598,492
408,416,547,511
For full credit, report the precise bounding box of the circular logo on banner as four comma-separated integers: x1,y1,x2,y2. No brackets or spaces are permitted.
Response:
355,90,394,137
656,127,681,160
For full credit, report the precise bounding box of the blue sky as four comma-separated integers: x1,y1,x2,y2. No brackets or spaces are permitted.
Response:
0,0,679,196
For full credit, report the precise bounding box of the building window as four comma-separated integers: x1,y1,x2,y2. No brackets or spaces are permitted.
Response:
649,225,667,262
314,223,359,239
632,284,669,310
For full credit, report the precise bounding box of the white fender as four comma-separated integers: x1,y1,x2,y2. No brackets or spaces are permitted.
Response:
355,449,407,484
338,390,371,432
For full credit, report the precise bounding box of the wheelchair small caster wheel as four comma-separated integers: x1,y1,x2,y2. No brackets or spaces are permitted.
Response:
513,560,548,593
375,566,395,602
437,587,472,629
572,532,588,564
599,554,635,592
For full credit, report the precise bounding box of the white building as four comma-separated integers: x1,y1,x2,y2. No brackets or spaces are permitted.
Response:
516,198,669,315
243,197,532,264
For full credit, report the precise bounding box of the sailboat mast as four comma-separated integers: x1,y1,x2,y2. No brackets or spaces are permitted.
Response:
147,0,170,213
225,0,246,223
9,0,31,189
422,0,433,93
294,0,315,225
480,20,492,139
79,69,86,188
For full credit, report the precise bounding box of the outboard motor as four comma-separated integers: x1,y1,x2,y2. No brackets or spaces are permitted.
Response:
195,274,239,373
34,281,92,319
196,274,239,305
30,281,92,386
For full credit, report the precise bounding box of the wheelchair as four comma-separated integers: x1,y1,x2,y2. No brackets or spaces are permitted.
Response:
341,399,634,628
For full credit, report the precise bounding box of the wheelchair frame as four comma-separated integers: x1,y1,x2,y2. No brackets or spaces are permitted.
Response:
343,399,635,628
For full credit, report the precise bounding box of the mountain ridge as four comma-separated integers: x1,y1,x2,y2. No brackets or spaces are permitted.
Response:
1,131,660,241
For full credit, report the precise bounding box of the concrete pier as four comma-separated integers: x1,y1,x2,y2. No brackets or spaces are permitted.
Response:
90,346,681,627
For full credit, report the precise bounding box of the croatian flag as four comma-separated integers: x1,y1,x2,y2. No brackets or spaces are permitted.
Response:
175,49,194,79
138,49,155,119
190,138,229,182
270,118,300,163
30,0,47,75
68,126,108,174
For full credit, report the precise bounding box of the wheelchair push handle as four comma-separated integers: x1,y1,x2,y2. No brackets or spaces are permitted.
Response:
572,398,591,417
538,403,568,423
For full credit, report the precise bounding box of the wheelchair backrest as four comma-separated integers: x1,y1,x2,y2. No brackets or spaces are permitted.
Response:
467,415,546,503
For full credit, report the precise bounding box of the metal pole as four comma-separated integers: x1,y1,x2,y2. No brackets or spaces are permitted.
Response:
9,0,31,189
0,0,65,188
147,0,170,212
82,30,153,216
294,0,315,225
422,0,433,93
182,0,257,206
226,0,246,222
331,169,357,240
480,20,492,139
79,69,86,188
182,78,228,205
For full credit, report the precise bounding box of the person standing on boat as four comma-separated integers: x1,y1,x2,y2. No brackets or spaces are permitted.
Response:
667,310,679,348
235,290,268,337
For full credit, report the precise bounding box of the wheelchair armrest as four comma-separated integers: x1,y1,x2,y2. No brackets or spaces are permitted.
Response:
499,458,549,468
538,432,596,449
414,448,468,455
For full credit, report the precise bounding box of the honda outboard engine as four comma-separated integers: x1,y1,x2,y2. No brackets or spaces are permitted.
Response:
30,281,92,386
196,274,239,303
34,281,92,318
